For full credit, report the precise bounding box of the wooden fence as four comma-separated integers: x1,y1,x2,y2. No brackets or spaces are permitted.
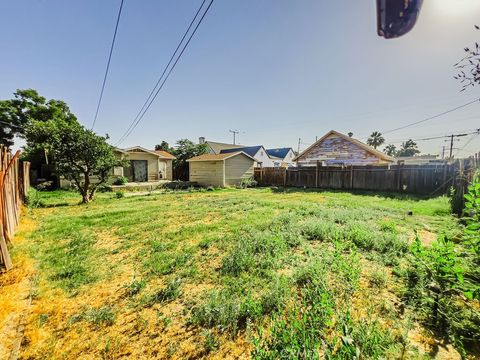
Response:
254,158,479,197
0,146,30,271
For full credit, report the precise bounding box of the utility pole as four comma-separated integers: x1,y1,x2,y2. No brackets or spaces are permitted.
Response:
297,138,301,154
441,146,445,160
449,134,454,159
229,129,239,144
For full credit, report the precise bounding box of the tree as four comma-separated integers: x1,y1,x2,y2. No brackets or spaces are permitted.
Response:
384,144,397,157
454,25,480,91
347,132,353,138
396,139,420,157
0,89,77,147
26,119,121,203
366,131,385,149
155,141,172,152
171,139,208,180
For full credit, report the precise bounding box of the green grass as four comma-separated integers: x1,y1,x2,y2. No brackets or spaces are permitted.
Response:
15,187,463,358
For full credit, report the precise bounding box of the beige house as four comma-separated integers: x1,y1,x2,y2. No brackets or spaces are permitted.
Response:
294,130,394,166
187,151,255,187
117,146,175,182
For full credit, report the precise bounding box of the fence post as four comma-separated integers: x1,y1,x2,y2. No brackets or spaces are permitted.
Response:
283,168,287,188
315,161,319,188
350,165,354,189
396,162,402,192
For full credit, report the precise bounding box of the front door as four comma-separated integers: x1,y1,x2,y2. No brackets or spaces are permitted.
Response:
131,160,148,182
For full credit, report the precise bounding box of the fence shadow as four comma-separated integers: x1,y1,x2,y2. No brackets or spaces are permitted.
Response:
267,185,441,202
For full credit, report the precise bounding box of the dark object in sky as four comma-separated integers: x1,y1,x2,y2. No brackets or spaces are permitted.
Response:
377,0,423,39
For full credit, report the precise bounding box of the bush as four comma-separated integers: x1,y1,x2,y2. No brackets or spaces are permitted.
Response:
115,190,125,199
112,176,128,185
239,177,257,189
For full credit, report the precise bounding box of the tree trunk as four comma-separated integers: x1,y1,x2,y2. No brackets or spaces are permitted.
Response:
82,173,90,204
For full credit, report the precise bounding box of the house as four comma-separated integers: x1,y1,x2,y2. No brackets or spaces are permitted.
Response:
294,130,394,166
187,151,255,187
116,146,175,182
266,147,296,167
200,137,245,154
220,146,274,167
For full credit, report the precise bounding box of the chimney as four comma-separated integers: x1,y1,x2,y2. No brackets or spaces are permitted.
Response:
199,137,205,144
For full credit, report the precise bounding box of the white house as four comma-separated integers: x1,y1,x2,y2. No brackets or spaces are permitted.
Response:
219,145,274,167
266,148,296,167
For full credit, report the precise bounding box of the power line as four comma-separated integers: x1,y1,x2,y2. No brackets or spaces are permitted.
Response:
380,98,480,136
117,0,207,145
91,0,124,130
115,0,214,146
454,132,480,157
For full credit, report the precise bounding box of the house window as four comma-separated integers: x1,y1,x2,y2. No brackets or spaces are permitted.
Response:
260,151,264,156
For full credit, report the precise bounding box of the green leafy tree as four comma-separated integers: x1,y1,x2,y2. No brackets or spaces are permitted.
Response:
155,141,172,152
397,139,420,157
384,144,397,157
0,89,77,148
26,119,122,203
366,131,385,149
171,139,208,180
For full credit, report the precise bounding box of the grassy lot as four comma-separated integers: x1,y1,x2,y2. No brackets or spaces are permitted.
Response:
0,187,469,359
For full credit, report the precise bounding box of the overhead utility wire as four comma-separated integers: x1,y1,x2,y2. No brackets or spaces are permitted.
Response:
115,0,214,146
380,98,480,136
115,0,207,145
91,0,125,130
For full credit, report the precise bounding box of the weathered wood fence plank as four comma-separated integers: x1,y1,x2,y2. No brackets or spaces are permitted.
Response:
254,159,478,197
0,146,30,271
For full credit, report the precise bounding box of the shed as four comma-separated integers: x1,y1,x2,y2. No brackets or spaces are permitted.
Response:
187,151,255,187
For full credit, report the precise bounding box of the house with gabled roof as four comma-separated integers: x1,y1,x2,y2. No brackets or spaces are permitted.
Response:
266,147,296,167
220,145,273,167
294,130,394,166
118,146,176,182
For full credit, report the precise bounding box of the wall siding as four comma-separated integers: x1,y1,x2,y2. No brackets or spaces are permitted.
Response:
224,155,255,186
297,134,383,166
189,161,224,187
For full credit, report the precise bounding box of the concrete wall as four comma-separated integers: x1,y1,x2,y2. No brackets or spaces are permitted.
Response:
225,154,255,186
189,161,224,187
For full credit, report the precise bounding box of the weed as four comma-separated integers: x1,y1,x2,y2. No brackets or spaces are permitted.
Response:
202,330,220,353
124,279,146,297
115,190,125,199
143,278,182,306
70,305,116,327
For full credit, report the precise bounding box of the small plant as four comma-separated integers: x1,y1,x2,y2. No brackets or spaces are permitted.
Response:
115,190,125,199
112,176,128,185
25,189,45,209
369,267,388,289
144,278,182,306
202,330,220,353
239,177,257,189
70,306,116,327
124,279,146,297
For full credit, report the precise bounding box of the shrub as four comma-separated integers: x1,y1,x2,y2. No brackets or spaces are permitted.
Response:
112,176,128,185
239,177,257,189
115,190,125,199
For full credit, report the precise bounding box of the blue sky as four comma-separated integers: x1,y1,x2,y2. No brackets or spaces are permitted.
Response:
1,0,480,156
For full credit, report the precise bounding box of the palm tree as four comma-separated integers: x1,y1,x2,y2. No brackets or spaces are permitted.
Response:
384,144,397,156
367,131,385,149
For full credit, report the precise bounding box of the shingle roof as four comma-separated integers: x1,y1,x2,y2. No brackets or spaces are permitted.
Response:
154,150,176,159
266,147,293,159
187,151,255,162
220,146,262,158
205,141,244,154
